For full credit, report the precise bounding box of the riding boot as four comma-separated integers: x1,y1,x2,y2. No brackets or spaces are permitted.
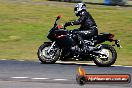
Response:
77,35,91,53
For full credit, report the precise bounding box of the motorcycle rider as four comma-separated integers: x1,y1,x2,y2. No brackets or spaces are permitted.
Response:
64,3,98,54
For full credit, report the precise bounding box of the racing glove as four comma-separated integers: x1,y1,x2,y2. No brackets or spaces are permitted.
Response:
64,22,73,28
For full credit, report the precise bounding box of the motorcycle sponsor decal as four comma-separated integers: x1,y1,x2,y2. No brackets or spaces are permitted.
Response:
76,66,131,85
56,35,67,38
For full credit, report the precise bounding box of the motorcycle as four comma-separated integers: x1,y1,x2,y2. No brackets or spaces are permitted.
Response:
37,15,122,67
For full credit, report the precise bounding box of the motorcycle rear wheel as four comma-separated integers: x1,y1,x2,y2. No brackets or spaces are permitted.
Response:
37,43,60,64
93,44,117,67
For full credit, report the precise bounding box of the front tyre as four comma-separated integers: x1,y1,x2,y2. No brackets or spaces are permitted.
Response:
37,43,60,64
93,44,117,67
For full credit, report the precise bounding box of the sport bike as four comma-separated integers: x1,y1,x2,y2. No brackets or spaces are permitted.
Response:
37,15,121,67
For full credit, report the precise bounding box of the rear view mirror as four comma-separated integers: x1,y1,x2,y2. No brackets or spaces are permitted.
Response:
56,15,62,20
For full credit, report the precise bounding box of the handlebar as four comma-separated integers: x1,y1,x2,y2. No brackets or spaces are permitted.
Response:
63,25,67,30
54,15,61,26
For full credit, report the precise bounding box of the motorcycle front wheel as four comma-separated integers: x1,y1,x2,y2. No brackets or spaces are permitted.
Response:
93,44,117,67
37,43,60,64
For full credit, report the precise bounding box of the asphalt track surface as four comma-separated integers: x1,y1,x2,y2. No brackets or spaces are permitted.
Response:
0,60,132,88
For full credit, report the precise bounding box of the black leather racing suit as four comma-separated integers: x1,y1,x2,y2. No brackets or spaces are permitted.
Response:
62,10,98,58
66,10,98,47
72,10,97,31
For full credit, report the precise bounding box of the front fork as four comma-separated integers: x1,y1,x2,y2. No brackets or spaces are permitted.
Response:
47,41,56,53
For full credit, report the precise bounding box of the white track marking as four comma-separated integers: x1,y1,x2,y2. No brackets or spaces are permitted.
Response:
56,61,95,65
11,77,29,79
76,63,95,65
10,76,68,81
19,60,25,61
56,61,80,63
123,66,132,67
113,65,132,67
56,61,132,67
31,78,49,80
0,59,132,67
1,59,7,60
53,79,68,81
113,65,122,66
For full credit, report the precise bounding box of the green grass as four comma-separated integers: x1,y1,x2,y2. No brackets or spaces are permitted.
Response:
0,0,132,65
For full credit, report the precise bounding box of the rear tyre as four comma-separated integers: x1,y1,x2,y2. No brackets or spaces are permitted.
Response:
93,44,117,67
37,43,60,64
